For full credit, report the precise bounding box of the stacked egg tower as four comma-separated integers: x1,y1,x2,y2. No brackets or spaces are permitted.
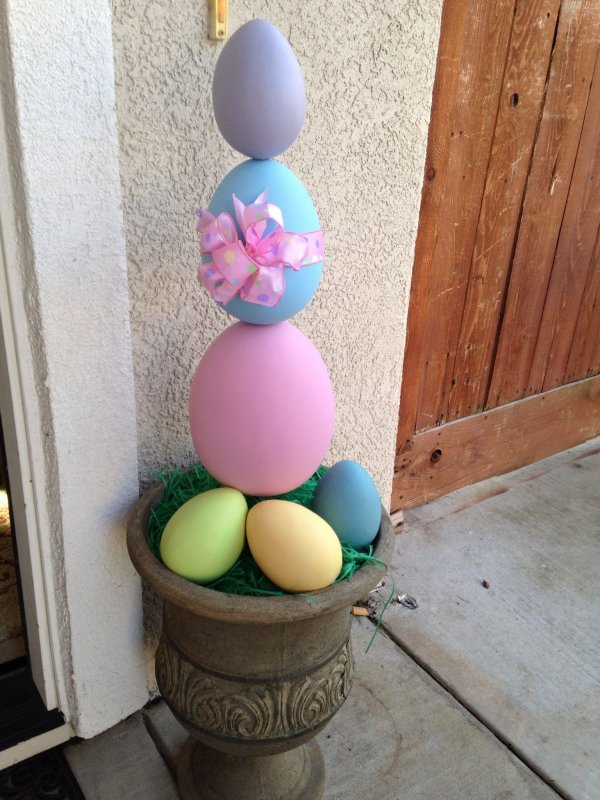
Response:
159,20,382,593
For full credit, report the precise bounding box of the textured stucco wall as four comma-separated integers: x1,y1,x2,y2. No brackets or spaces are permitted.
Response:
3,0,147,737
112,0,443,500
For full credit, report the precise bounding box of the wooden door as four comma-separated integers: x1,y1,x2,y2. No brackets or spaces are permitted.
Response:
393,0,600,512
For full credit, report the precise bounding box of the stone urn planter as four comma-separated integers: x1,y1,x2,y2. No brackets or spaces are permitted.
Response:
127,481,395,800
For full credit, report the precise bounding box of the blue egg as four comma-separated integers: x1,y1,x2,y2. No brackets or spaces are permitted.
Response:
312,461,381,549
212,20,306,159
204,158,323,324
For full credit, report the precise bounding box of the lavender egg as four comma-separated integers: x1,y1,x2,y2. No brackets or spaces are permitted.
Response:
212,20,306,159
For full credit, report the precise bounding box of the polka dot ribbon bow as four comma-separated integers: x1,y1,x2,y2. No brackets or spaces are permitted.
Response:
197,190,323,307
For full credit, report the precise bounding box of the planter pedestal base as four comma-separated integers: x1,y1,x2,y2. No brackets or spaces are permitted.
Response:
177,738,325,800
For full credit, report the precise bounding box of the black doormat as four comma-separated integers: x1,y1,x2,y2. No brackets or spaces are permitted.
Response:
0,748,85,800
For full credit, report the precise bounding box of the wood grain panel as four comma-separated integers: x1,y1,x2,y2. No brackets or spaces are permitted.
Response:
396,0,600,508
488,0,600,408
448,0,561,420
392,374,600,511
397,0,474,446
531,47,600,390
397,0,515,444
565,230,600,382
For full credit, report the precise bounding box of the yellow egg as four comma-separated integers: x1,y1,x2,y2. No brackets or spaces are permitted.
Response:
246,500,343,593
160,488,247,583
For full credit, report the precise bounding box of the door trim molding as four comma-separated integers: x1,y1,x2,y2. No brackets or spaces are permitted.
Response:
0,19,67,711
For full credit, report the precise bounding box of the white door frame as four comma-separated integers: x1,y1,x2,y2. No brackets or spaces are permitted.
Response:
0,84,65,712
0,260,61,711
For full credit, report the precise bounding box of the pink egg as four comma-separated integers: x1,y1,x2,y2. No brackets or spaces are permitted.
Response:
189,322,335,496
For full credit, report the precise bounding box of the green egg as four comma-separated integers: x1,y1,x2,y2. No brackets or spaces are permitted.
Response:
159,487,247,583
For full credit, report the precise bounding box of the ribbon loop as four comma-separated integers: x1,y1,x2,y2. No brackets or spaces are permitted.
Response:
197,190,323,307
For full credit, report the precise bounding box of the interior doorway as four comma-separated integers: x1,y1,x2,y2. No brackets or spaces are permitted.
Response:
0,417,25,666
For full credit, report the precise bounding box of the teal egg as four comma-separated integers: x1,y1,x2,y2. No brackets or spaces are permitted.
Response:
312,461,381,549
204,159,323,324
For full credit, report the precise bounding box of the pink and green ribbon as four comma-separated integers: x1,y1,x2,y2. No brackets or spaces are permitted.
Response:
197,190,323,307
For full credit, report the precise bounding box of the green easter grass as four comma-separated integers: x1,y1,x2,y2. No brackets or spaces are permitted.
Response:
147,462,385,596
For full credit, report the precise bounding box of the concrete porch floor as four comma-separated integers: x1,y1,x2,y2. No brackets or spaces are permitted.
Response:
65,438,600,799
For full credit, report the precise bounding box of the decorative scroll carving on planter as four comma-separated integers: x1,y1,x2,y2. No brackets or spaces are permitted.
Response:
156,635,354,741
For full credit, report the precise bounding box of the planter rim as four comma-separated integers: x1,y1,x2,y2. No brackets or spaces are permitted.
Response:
127,481,395,623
